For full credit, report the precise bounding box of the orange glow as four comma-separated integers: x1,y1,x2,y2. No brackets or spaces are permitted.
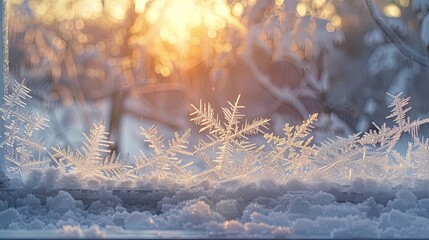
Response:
11,0,342,79
135,0,150,13
232,2,245,17
15,0,118,23
105,0,130,22
142,0,245,44
138,0,246,76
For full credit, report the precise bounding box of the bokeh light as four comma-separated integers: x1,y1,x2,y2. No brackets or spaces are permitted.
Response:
295,0,342,32
384,3,401,18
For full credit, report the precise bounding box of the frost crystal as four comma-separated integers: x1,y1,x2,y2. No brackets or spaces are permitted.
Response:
315,92,429,183
51,122,131,180
2,87,429,185
191,95,270,182
0,80,50,179
264,113,318,181
132,126,193,182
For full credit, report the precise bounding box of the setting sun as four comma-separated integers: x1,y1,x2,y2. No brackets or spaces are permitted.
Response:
136,0,246,76
140,0,245,45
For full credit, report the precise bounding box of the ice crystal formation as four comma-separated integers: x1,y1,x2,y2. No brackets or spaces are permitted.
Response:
0,80,49,179
132,126,193,182
315,92,429,183
1,82,429,186
51,121,132,180
190,95,270,182
264,113,318,181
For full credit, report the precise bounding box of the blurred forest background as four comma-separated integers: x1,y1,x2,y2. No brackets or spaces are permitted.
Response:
6,0,429,154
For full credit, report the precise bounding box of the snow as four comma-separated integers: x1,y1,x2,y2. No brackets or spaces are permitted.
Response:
46,191,78,213
124,211,157,230
215,199,241,220
1,178,429,238
387,190,418,212
0,208,21,228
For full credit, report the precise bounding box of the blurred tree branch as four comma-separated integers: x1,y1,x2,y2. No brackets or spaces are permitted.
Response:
366,0,429,68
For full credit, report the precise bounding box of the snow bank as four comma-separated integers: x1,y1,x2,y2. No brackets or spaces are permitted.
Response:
124,211,158,230
0,208,21,228
47,191,78,213
1,179,429,238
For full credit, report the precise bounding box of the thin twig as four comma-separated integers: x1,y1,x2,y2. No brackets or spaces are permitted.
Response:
366,0,429,68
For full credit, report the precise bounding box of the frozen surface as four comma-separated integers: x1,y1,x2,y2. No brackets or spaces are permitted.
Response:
1,178,429,239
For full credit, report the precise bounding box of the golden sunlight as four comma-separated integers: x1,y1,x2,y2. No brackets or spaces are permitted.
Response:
296,0,341,32
142,0,243,45
138,0,246,77
11,0,341,79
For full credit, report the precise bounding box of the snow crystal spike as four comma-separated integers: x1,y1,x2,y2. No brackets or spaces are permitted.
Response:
0,80,50,180
315,92,429,183
360,92,429,153
264,113,318,181
133,126,193,183
51,121,130,180
192,94,270,181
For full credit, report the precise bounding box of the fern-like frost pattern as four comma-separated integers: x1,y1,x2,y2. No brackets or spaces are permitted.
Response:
0,80,50,179
132,126,193,182
52,122,131,180
191,95,270,182
1,84,429,185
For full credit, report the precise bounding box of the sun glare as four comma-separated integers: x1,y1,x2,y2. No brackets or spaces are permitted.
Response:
138,0,246,76
11,0,341,79
143,0,243,45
